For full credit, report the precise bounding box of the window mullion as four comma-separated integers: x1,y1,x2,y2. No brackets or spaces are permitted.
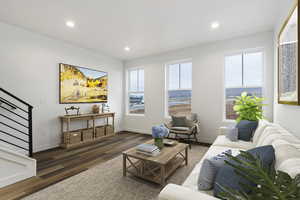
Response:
242,53,244,87
137,69,140,92
179,64,181,89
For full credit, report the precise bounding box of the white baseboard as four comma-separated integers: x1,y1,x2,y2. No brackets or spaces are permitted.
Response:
123,128,151,135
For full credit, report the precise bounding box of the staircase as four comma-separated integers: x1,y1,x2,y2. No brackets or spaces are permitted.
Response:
0,87,36,188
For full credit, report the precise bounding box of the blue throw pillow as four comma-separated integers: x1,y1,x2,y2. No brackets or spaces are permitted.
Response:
214,145,275,197
198,150,232,190
236,120,258,141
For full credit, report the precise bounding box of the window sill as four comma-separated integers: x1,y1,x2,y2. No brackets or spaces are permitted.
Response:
222,119,237,124
126,113,145,117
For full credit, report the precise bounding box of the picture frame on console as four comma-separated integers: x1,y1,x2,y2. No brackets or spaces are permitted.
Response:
278,1,299,105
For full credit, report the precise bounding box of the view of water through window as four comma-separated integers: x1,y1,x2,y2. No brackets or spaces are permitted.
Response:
168,90,192,116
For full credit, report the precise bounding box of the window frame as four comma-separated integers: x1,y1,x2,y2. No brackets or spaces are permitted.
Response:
126,67,145,116
165,59,192,118
223,48,265,122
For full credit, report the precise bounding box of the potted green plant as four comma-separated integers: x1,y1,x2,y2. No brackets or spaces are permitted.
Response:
233,92,265,123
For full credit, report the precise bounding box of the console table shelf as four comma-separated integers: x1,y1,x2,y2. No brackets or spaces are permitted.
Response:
59,112,115,149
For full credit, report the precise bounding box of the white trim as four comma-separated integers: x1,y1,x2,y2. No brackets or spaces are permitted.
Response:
222,48,266,121
125,113,145,117
165,58,192,66
123,128,151,135
0,146,36,188
126,67,145,116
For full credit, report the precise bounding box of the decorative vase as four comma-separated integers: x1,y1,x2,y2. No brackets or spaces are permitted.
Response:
92,105,100,114
154,138,164,150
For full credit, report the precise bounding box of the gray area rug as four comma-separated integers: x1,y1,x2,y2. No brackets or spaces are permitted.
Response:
24,145,208,200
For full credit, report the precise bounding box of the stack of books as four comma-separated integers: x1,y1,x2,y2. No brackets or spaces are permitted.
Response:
136,144,160,156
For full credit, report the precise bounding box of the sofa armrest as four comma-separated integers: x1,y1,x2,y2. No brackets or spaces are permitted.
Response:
158,184,220,200
219,126,230,136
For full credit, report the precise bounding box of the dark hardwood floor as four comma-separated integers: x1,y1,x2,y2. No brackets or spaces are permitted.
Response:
0,132,151,200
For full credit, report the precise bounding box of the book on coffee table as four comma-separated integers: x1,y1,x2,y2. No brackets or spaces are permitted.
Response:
136,143,158,153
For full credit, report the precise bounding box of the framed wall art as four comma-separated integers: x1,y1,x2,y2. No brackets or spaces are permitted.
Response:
59,63,108,104
278,1,299,105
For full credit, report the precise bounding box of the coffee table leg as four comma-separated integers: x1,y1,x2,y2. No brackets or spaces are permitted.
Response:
123,154,127,176
161,165,166,186
185,147,188,166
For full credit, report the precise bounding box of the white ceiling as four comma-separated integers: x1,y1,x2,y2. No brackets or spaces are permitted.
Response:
0,0,279,60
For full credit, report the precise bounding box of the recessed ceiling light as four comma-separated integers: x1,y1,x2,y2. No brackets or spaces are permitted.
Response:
66,21,75,28
124,46,130,52
211,21,220,29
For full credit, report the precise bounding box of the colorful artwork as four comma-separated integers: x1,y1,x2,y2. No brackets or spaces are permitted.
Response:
59,63,108,103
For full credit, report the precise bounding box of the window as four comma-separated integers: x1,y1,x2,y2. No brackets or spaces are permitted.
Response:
128,68,144,114
166,61,192,116
225,50,264,120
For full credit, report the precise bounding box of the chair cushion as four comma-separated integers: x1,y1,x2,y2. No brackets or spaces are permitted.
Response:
171,116,188,127
214,145,275,197
171,127,190,131
198,150,232,190
236,120,258,141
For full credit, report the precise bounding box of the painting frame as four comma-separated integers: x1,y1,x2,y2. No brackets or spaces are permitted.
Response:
278,1,300,105
59,63,108,104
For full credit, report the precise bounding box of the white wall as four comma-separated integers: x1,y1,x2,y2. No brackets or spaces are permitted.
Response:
0,22,124,152
123,32,274,144
273,0,300,138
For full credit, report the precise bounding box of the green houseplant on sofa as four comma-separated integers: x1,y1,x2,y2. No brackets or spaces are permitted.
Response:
233,92,265,141
233,92,265,123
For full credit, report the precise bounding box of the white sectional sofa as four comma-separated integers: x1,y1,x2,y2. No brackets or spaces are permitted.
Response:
158,121,300,200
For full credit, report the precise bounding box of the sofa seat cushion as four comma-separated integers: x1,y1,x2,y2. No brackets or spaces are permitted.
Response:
159,184,220,200
183,146,241,194
212,135,254,150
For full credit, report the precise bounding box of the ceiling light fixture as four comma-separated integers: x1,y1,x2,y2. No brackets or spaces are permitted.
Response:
211,21,220,29
124,46,130,52
66,20,75,28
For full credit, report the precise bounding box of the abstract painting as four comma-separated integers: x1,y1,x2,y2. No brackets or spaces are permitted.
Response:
59,63,108,104
278,3,299,105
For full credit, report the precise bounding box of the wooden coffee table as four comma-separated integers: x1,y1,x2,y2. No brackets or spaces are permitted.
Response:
122,140,189,185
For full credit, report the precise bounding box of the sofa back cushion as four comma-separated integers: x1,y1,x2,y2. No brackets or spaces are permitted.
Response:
252,120,270,145
255,126,282,147
171,116,188,127
272,139,300,178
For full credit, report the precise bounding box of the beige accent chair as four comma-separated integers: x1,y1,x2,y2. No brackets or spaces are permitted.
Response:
164,113,199,148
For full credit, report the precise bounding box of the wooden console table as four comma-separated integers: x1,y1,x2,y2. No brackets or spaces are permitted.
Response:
60,112,115,148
